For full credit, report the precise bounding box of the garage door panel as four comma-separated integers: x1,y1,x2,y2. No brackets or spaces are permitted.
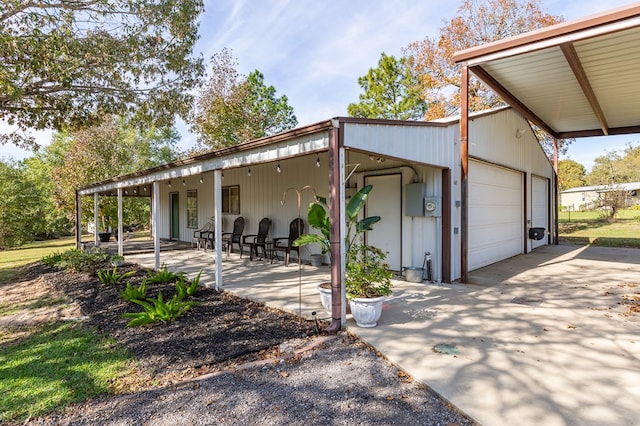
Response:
469,161,523,270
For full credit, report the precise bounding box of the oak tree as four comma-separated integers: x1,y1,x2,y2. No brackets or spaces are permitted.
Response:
0,0,205,150
405,0,562,120
50,116,180,230
558,159,586,192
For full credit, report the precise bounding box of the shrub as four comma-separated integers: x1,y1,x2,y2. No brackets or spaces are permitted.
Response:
119,281,148,302
97,267,135,286
44,248,117,274
122,292,194,327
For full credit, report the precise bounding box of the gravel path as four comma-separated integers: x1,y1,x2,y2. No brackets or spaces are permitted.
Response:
27,333,474,426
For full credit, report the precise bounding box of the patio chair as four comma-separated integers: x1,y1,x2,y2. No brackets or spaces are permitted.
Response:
242,217,272,260
271,218,304,266
222,216,245,256
193,217,215,249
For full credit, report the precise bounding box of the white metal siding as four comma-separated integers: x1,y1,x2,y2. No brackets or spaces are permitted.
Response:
347,152,443,281
343,122,455,168
157,154,330,258
531,176,548,250
468,161,523,271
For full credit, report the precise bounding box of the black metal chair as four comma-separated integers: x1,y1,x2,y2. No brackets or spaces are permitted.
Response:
222,217,245,256
271,218,304,266
243,217,272,260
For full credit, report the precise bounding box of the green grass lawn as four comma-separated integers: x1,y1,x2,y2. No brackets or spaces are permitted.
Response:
0,322,133,423
559,209,640,248
0,237,136,422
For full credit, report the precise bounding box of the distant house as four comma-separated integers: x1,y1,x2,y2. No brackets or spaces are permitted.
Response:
561,182,640,211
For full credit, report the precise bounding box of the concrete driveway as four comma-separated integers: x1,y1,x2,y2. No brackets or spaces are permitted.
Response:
128,243,640,425
353,244,640,426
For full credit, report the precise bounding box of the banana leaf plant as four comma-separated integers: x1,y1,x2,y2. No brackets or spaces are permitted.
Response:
293,184,381,262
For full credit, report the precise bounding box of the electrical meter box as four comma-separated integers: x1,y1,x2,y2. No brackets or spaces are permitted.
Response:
405,183,426,216
423,197,441,217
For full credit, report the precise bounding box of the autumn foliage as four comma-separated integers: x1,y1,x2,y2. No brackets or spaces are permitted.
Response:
404,0,563,120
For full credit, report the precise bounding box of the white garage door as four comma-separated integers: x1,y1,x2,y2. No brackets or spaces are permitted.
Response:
531,176,549,250
469,161,523,270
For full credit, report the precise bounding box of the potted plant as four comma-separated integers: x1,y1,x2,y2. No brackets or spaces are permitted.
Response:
294,185,382,316
345,243,393,327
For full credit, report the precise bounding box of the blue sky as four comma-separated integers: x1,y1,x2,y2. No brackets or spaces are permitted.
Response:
3,0,638,170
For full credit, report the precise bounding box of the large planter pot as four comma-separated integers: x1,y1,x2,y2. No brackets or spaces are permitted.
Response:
310,254,323,267
98,232,111,243
349,296,385,328
318,283,332,315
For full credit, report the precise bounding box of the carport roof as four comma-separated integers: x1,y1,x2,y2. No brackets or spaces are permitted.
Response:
453,2,640,140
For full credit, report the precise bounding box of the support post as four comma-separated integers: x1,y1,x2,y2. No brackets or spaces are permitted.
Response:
327,124,343,333
553,138,559,245
152,181,160,270
117,187,123,257
214,170,223,291
75,190,82,249
460,65,469,283
94,193,99,246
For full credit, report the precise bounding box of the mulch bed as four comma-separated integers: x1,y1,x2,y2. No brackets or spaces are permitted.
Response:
20,262,320,377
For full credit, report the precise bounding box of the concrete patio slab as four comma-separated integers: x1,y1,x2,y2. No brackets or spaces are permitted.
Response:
127,244,640,426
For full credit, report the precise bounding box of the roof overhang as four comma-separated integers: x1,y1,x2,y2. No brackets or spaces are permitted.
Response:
454,2,640,139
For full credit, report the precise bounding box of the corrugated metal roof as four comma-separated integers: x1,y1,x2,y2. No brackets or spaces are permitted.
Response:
454,3,640,140
562,181,640,193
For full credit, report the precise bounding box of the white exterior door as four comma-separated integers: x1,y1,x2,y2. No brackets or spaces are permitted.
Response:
364,174,402,271
469,160,523,271
531,176,549,250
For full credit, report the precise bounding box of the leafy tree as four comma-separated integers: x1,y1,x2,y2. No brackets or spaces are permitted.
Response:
190,48,298,149
558,159,586,191
586,143,640,186
0,0,205,150
404,0,569,157
50,116,180,231
0,160,42,248
404,0,562,120
348,53,428,120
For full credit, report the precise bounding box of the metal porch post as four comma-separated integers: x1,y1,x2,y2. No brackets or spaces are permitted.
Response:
460,65,469,283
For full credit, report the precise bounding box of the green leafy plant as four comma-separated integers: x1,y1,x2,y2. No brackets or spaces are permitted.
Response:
294,184,381,260
143,264,182,285
45,248,117,274
41,251,64,266
119,281,148,302
122,292,194,327
345,244,393,299
175,271,202,299
97,267,135,286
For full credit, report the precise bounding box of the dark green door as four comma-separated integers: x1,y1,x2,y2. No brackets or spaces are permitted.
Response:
170,192,179,240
